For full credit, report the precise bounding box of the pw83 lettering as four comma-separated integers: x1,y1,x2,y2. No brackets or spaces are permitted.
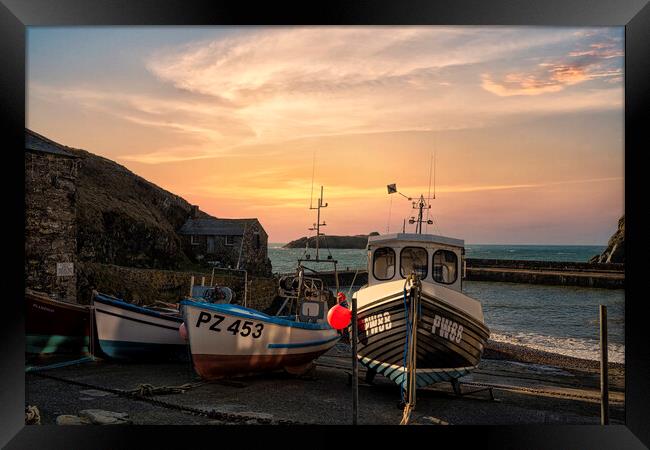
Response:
195,311,264,339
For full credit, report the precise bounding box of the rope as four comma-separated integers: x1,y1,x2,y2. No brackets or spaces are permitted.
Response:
25,405,41,425
27,371,308,425
400,275,420,425
25,356,95,373
346,268,361,299
127,382,205,397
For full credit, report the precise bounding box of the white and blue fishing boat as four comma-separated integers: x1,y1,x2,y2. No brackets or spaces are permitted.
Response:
353,185,490,397
92,293,188,361
181,293,339,379
181,186,341,380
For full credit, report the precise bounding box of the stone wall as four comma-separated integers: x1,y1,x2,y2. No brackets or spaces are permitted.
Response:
239,221,271,276
77,262,279,312
25,151,79,302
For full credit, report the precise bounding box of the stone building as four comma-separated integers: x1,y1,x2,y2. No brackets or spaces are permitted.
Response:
25,129,80,302
178,207,271,276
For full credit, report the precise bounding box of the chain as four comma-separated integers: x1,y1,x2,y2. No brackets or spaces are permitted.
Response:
27,371,309,425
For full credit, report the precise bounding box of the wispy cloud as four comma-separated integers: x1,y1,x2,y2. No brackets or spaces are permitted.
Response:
30,27,623,165
481,33,622,96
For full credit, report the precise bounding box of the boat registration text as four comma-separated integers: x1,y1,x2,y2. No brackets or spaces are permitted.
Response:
431,314,463,344
195,312,264,339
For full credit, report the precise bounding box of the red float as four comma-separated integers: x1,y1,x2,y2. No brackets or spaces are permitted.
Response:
327,303,351,330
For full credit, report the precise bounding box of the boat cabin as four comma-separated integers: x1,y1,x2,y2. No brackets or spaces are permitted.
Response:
367,233,465,292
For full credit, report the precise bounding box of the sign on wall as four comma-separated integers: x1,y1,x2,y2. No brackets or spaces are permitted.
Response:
56,262,74,277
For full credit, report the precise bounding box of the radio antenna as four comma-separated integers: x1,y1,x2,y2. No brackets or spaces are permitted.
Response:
309,150,316,209
426,149,433,233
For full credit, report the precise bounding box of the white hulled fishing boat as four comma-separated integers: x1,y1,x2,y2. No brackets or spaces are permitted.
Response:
352,185,490,411
181,186,340,380
92,292,188,361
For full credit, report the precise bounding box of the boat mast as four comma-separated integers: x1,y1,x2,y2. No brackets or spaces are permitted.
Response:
408,195,432,234
309,186,327,260
298,185,339,293
388,185,433,235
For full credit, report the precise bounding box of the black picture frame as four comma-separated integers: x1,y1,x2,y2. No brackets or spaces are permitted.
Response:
2,0,648,447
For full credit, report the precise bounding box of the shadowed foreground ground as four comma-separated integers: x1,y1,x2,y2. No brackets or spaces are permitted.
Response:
25,341,624,426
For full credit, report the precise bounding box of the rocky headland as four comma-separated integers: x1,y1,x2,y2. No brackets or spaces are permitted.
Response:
283,232,379,249
590,215,624,264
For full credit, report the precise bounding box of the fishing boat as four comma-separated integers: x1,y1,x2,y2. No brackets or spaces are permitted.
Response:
181,186,341,380
92,292,188,361
26,289,92,355
352,185,490,398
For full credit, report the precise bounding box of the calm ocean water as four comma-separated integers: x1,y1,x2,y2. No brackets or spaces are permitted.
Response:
268,243,624,363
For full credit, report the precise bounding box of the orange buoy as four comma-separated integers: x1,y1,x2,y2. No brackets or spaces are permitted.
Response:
327,303,351,330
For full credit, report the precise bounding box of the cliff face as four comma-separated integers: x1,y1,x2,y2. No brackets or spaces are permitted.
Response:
66,146,195,269
283,232,379,249
590,215,625,264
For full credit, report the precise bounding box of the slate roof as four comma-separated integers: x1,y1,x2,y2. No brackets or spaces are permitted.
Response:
178,218,260,236
25,129,78,158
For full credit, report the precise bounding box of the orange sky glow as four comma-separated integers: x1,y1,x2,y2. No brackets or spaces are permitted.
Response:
27,26,624,243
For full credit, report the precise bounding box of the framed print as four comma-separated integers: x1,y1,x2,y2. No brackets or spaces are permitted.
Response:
1,0,649,448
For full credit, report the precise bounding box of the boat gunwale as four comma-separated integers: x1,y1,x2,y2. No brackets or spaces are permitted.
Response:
181,299,336,331
94,293,183,322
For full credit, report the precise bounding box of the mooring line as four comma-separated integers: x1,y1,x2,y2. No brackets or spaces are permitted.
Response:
453,380,624,403
27,371,310,425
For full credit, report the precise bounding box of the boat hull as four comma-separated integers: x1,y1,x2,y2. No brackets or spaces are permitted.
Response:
25,291,91,355
181,300,340,380
93,294,188,361
353,280,490,388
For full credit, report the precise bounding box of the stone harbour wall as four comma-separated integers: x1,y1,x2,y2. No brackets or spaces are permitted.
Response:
25,151,80,302
77,262,279,311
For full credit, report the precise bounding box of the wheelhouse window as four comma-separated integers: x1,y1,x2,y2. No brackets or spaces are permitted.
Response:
433,250,458,284
400,247,428,278
373,247,396,281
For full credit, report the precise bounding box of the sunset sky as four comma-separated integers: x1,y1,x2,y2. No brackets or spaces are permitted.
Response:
27,26,624,244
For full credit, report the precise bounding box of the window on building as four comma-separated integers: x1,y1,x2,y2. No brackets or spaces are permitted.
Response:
432,250,458,284
400,247,428,278
190,235,199,246
225,235,234,246
254,232,261,250
373,247,396,281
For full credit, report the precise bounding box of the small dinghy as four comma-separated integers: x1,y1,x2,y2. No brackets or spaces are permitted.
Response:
92,293,188,361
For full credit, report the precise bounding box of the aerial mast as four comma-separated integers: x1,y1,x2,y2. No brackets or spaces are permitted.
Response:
387,184,433,235
308,186,328,260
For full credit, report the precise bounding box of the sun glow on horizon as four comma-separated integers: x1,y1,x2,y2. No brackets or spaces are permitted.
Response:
27,26,624,244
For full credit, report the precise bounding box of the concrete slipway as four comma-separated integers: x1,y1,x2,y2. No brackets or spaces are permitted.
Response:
25,343,624,426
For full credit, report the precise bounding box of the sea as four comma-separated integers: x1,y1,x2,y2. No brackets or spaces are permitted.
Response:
268,243,625,364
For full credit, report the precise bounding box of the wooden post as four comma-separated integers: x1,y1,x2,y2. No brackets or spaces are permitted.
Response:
189,276,194,297
352,295,359,425
600,304,609,425
201,276,205,286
